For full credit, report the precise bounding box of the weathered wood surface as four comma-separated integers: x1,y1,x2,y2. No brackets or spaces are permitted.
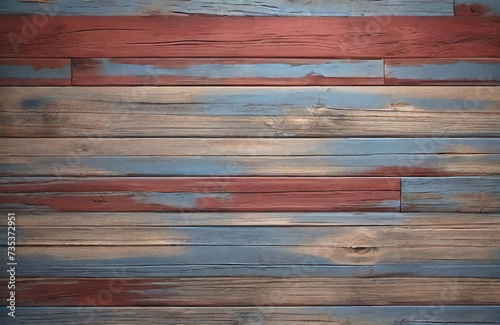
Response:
8,225,499,246
455,0,500,16
2,17,499,58
0,59,71,85
1,306,499,325
402,177,500,213
0,0,455,16
0,177,400,212
8,277,500,306
1,86,499,137
385,59,500,85
72,58,384,86
1,155,498,176
4,212,499,227
3,138,499,156
4,245,498,277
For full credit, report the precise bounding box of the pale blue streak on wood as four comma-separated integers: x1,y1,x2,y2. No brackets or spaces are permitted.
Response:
0,63,71,80
386,61,500,82
95,59,383,78
0,0,455,16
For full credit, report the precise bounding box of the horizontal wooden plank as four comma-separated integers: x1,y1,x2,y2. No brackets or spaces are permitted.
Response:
0,0,454,16
4,245,499,277
385,59,500,85
72,58,384,86
3,138,499,156
6,212,499,227
0,59,71,85
1,16,499,58
1,155,498,176
455,0,500,16
9,225,499,246
0,177,400,212
9,277,500,306
402,177,500,213
1,306,498,325
2,86,498,137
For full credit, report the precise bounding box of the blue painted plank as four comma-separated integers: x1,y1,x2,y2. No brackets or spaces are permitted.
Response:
0,0,454,16
0,59,71,85
402,177,500,213
73,58,384,85
0,306,499,324
386,59,500,85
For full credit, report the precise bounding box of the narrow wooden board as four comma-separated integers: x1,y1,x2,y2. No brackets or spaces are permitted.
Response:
1,306,498,325
9,278,500,306
1,16,499,58
402,177,500,213
0,0,455,16
3,138,499,156
4,245,499,277
72,58,384,86
2,86,498,137
0,59,71,85
5,212,499,227
1,155,498,176
385,59,500,85
455,0,500,16
8,225,499,246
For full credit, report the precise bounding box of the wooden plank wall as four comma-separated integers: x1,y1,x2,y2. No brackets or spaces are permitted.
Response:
0,1,499,324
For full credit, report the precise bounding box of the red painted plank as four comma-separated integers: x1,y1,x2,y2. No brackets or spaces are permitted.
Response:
0,177,401,193
1,16,499,58
0,177,400,212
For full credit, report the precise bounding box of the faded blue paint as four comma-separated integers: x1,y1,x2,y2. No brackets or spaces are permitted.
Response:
21,98,47,110
1,306,499,324
0,0,455,16
132,192,232,209
0,64,70,80
97,58,383,78
387,61,500,82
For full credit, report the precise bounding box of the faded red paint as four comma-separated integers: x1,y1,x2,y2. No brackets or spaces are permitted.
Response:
455,3,491,16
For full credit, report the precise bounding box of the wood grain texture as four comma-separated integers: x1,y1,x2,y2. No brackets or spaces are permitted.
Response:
8,277,500,306
385,59,500,85
0,0,455,16
9,225,499,246
1,16,499,58
72,58,384,86
1,86,499,138
402,177,500,213
1,306,499,325
3,138,499,156
5,212,499,227
0,59,71,85
0,177,401,212
455,0,500,16
1,155,498,176
5,245,499,277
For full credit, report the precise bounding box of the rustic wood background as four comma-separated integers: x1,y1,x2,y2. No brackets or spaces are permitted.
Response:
0,0,499,324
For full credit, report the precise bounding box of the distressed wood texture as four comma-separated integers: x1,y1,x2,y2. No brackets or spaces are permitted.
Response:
0,59,71,85
72,58,384,86
1,16,499,58
4,245,499,278
385,59,500,85
0,177,400,212
0,0,455,16
455,0,500,16
4,212,499,227
1,86,499,138
402,177,500,213
7,277,500,306
1,306,499,325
